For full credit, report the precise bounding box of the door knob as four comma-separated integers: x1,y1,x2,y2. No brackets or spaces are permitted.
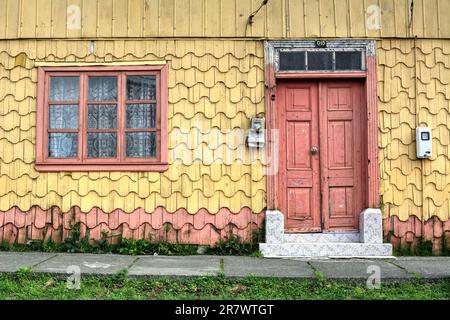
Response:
310,146,319,155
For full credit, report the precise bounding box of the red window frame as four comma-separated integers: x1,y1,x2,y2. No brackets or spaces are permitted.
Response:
35,65,168,171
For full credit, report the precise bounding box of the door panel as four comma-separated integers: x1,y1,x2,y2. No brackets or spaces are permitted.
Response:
277,82,321,232
320,81,364,230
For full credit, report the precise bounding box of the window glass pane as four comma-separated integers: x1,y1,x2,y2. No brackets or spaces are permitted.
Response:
126,132,156,158
335,51,362,70
307,52,333,70
126,103,156,129
49,105,78,129
88,76,117,101
279,52,306,71
48,133,78,158
88,104,117,129
126,75,156,100
87,132,117,158
49,77,79,102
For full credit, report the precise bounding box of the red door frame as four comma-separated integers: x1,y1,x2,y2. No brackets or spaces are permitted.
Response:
265,56,379,217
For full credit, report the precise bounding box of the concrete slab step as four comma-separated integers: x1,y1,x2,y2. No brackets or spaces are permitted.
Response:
284,232,360,243
259,242,393,258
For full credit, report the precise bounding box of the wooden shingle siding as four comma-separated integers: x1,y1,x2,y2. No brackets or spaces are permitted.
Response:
0,0,449,40
0,39,266,214
1,38,450,224
378,39,450,224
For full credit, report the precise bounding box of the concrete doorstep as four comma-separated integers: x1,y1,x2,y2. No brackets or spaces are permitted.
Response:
0,252,449,280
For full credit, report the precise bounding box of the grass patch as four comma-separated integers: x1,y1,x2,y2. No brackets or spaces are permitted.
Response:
0,273,449,300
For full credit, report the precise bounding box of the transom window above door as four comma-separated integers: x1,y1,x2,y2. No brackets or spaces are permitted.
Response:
278,50,364,71
35,65,168,172
268,40,374,73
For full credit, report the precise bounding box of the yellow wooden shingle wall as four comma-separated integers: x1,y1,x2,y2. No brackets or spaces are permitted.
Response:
378,39,450,223
1,0,449,40
1,37,450,223
0,39,266,214
2,37,450,223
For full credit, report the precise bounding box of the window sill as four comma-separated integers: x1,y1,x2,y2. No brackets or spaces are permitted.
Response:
34,163,169,172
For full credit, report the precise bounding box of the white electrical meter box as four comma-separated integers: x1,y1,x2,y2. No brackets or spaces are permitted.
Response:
416,127,432,158
247,116,266,148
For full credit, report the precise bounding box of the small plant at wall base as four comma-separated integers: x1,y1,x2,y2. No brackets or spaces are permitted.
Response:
60,221,91,253
391,236,450,256
0,230,263,256
208,226,263,256
442,235,450,256
0,214,263,256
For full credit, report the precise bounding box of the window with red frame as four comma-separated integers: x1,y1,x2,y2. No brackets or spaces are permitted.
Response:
35,65,168,171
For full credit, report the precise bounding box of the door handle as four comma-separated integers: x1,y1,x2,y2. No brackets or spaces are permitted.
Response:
310,146,319,155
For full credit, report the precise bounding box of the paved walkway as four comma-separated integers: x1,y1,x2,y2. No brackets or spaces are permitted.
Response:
0,252,449,280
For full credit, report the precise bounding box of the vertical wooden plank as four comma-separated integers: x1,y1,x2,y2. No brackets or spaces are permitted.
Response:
112,0,128,37
67,0,82,38
221,0,236,37
304,0,320,37
334,0,349,37
204,0,220,36
158,0,175,36
52,0,67,38
412,0,424,37
36,0,52,38
235,0,250,37
82,0,97,37
288,0,305,38
190,0,204,37
438,0,450,38
379,0,394,37
393,0,408,37
266,0,284,38
175,0,190,36
348,0,365,37
365,0,381,38
20,0,37,38
423,0,439,38
319,0,335,37
0,0,6,38
249,0,265,37
97,0,113,37
6,0,20,38
143,0,159,37
127,0,143,37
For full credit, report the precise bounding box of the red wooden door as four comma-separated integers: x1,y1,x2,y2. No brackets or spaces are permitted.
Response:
277,82,322,232
320,81,365,230
277,80,365,232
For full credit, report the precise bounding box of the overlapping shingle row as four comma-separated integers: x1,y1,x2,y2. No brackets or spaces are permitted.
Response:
0,39,267,215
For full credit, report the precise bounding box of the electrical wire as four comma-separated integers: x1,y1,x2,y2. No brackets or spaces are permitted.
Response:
244,0,269,37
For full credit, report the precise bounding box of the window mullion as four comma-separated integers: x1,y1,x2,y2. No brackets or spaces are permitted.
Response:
79,73,87,163
332,51,336,71
118,73,125,163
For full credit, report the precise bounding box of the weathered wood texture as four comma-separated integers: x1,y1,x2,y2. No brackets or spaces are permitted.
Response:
0,0,449,40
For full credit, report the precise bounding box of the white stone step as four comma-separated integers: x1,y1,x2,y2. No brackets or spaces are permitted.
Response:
259,242,393,258
284,232,360,243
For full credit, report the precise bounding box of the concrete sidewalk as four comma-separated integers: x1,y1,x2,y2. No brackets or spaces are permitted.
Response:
0,252,449,280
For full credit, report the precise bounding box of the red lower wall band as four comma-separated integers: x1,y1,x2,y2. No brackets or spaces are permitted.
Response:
383,215,450,253
1,207,449,251
0,206,264,245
